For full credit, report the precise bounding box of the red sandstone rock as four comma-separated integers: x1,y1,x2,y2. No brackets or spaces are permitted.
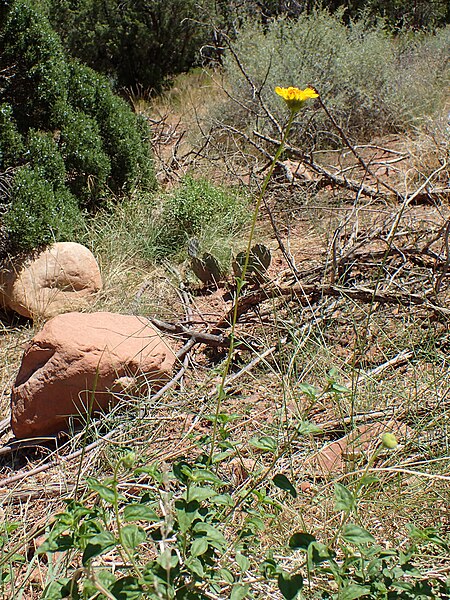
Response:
305,421,410,477
11,312,176,438
0,242,102,319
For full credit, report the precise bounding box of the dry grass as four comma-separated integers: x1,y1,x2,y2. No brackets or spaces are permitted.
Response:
0,72,449,598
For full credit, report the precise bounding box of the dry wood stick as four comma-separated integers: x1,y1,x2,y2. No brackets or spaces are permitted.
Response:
213,281,450,330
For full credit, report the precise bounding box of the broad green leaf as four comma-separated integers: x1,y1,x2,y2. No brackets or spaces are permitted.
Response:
358,475,380,487
339,584,372,600
156,549,179,570
211,451,233,464
297,421,322,435
273,474,297,498
172,461,193,483
217,568,234,583
230,584,249,600
186,486,217,502
110,576,143,600
42,579,78,600
190,469,226,485
249,436,278,453
193,523,226,549
342,523,375,545
185,556,204,577
278,571,303,600
334,483,355,512
175,499,200,534
260,557,280,578
245,515,265,532
191,537,209,557
121,524,146,550
330,382,351,393
86,477,117,504
214,493,234,506
298,383,319,398
134,464,163,483
236,551,250,572
289,532,316,551
82,531,116,565
37,534,74,554
123,504,159,522
307,542,334,567
83,570,116,598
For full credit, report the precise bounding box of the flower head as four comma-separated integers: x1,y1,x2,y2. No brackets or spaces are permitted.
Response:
275,86,319,113
381,432,398,449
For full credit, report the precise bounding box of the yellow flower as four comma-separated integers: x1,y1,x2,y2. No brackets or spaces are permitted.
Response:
275,86,319,112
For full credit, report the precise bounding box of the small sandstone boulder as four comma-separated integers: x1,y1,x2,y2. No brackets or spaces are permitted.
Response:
11,312,176,438
0,242,102,319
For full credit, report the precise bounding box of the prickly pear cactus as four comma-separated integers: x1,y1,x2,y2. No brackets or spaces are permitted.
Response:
251,244,271,277
190,250,221,284
232,244,271,283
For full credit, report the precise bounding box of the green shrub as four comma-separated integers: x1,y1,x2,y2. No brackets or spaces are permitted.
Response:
46,0,215,91
217,11,450,148
59,108,111,204
154,176,250,259
96,92,154,193
4,166,84,252
0,0,69,130
0,104,24,169
0,1,156,255
66,61,155,193
25,130,65,187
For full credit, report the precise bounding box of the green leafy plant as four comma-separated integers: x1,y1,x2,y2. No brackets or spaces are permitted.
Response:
4,166,83,252
45,0,215,91
37,450,272,599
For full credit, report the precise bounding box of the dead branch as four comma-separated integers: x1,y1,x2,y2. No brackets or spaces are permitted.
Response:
213,280,450,330
148,316,232,348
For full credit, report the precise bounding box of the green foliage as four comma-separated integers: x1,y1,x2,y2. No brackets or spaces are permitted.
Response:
35,442,450,599
67,61,155,193
155,176,250,260
0,0,69,130
283,523,450,599
25,130,65,187
0,104,24,169
218,10,450,147
38,452,263,599
338,0,450,31
0,0,156,255
4,166,83,252
46,0,215,91
59,108,111,204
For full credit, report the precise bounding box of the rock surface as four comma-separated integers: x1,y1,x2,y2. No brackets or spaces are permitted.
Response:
11,312,176,438
0,242,102,319
304,421,410,476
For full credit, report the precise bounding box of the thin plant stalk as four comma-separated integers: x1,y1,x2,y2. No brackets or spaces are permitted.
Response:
208,110,296,463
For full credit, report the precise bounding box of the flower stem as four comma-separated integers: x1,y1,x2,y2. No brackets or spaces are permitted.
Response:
208,110,296,464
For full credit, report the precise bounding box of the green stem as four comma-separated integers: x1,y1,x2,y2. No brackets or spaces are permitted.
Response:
112,459,144,581
208,110,296,464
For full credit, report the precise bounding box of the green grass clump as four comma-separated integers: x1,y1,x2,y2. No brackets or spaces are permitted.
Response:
86,176,250,276
154,176,250,261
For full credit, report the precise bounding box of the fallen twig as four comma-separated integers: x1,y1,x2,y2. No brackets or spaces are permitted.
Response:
148,316,233,348
214,281,450,330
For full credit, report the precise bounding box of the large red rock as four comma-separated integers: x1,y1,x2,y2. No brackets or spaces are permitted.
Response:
11,312,176,438
0,242,102,319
